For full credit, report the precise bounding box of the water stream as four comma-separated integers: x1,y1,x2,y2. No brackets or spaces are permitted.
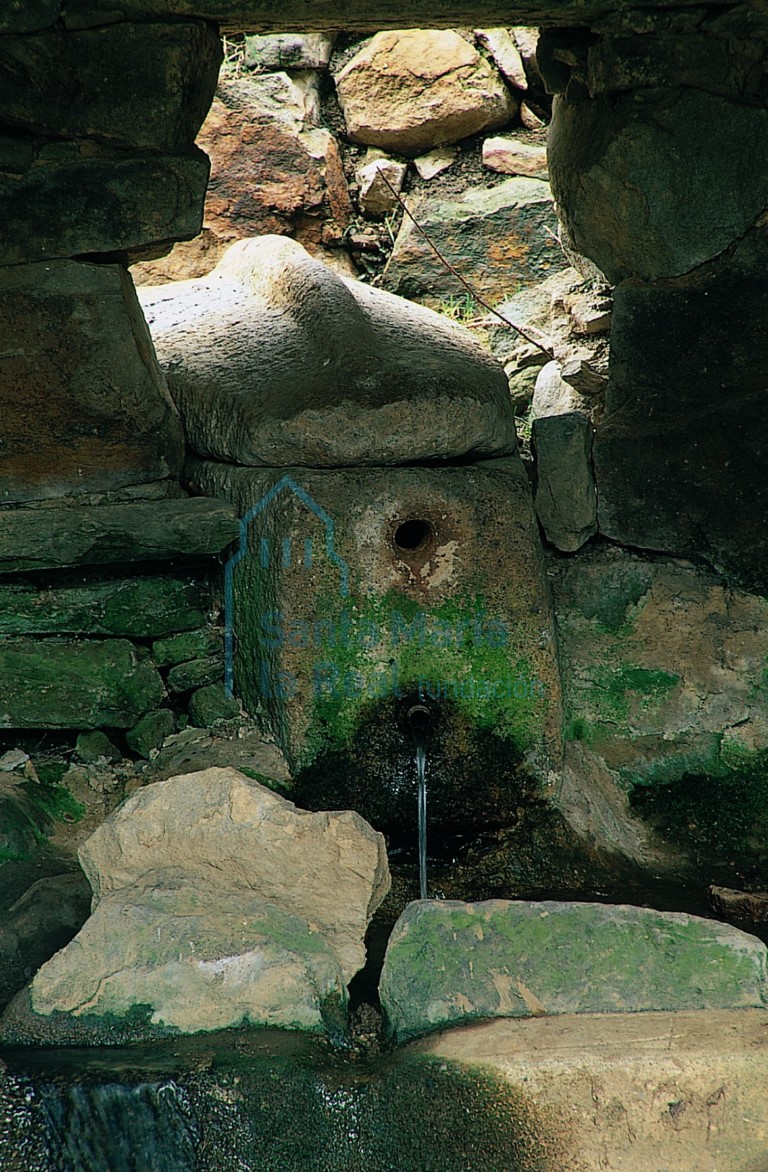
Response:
407,704,432,901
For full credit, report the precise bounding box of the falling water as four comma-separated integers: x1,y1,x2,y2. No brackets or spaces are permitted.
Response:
416,741,428,899
407,704,432,901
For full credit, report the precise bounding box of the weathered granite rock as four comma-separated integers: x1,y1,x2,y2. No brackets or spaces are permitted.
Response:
0,576,210,638
549,87,768,283
0,261,183,503
0,873,91,1012
79,767,390,983
244,32,335,70
380,899,768,1041
0,144,210,267
0,499,238,574
382,178,560,307
532,413,596,552
0,22,220,151
335,29,516,156
482,135,548,177
474,28,528,90
140,235,517,466
0,639,165,729
1,870,348,1042
132,74,351,283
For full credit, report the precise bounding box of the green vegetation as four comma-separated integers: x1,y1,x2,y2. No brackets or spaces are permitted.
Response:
435,292,479,324
0,774,85,864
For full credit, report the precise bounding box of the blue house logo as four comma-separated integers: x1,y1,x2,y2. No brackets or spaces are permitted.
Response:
223,475,349,698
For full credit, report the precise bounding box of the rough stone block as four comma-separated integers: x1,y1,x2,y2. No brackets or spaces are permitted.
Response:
244,32,335,70
0,639,165,729
0,499,238,574
0,22,221,151
152,627,222,667
532,412,596,552
380,899,768,1042
0,260,183,503
0,146,209,266
166,656,223,694
335,29,516,156
187,457,563,798
382,178,561,307
125,709,176,758
0,576,211,638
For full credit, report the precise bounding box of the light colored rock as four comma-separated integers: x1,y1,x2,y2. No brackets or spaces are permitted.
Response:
416,1010,768,1172
520,100,546,129
244,32,334,70
482,134,548,177
382,178,560,307
532,412,597,551
511,27,544,88
474,28,528,89
412,146,457,179
79,766,390,983
13,870,347,1039
0,260,183,504
355,155,407,217
139,235,517,467
335,29,516,156
531,360,585,417
380,899,768,1042
132,75,351,284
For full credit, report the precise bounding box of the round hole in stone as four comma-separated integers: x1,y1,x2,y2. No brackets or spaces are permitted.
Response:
393,518,434,554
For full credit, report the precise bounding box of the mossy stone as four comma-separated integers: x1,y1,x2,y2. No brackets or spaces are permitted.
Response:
153,627,222,667
0,639,164,728
166,656,223,694
380,899,768,1042
75,731,119,764
125,709,176,759
187,684,241,728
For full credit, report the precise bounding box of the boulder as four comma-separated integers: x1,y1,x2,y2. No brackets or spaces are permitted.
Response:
335,30,516,156
1,871,348,1042
0,260,183,504
0,873,91,1012
381,178,560,307
0,639,165,729
531,360,585,417
380,899,768,1042
132,74,351,283
79,767,390,983
0,499,238,574
139,235,517,467
532,412,596,552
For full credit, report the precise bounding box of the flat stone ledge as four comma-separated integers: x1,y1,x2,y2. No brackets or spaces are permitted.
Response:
414,1010,768,1172
0,498,238,574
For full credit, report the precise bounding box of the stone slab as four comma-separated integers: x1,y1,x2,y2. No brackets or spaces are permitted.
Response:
380,899,768,1042
0,576,210,638
532,412,596,552
416,1010,768,1172
0,638,165,729
0,22,220,151
0,499,238,574
0,147,209,266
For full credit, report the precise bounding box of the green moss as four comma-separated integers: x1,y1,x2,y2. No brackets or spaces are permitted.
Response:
631,746,768,884
564,717,594,744
238,768,290,795
300,590,549,768
587,664,680,726
0,777,84,863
